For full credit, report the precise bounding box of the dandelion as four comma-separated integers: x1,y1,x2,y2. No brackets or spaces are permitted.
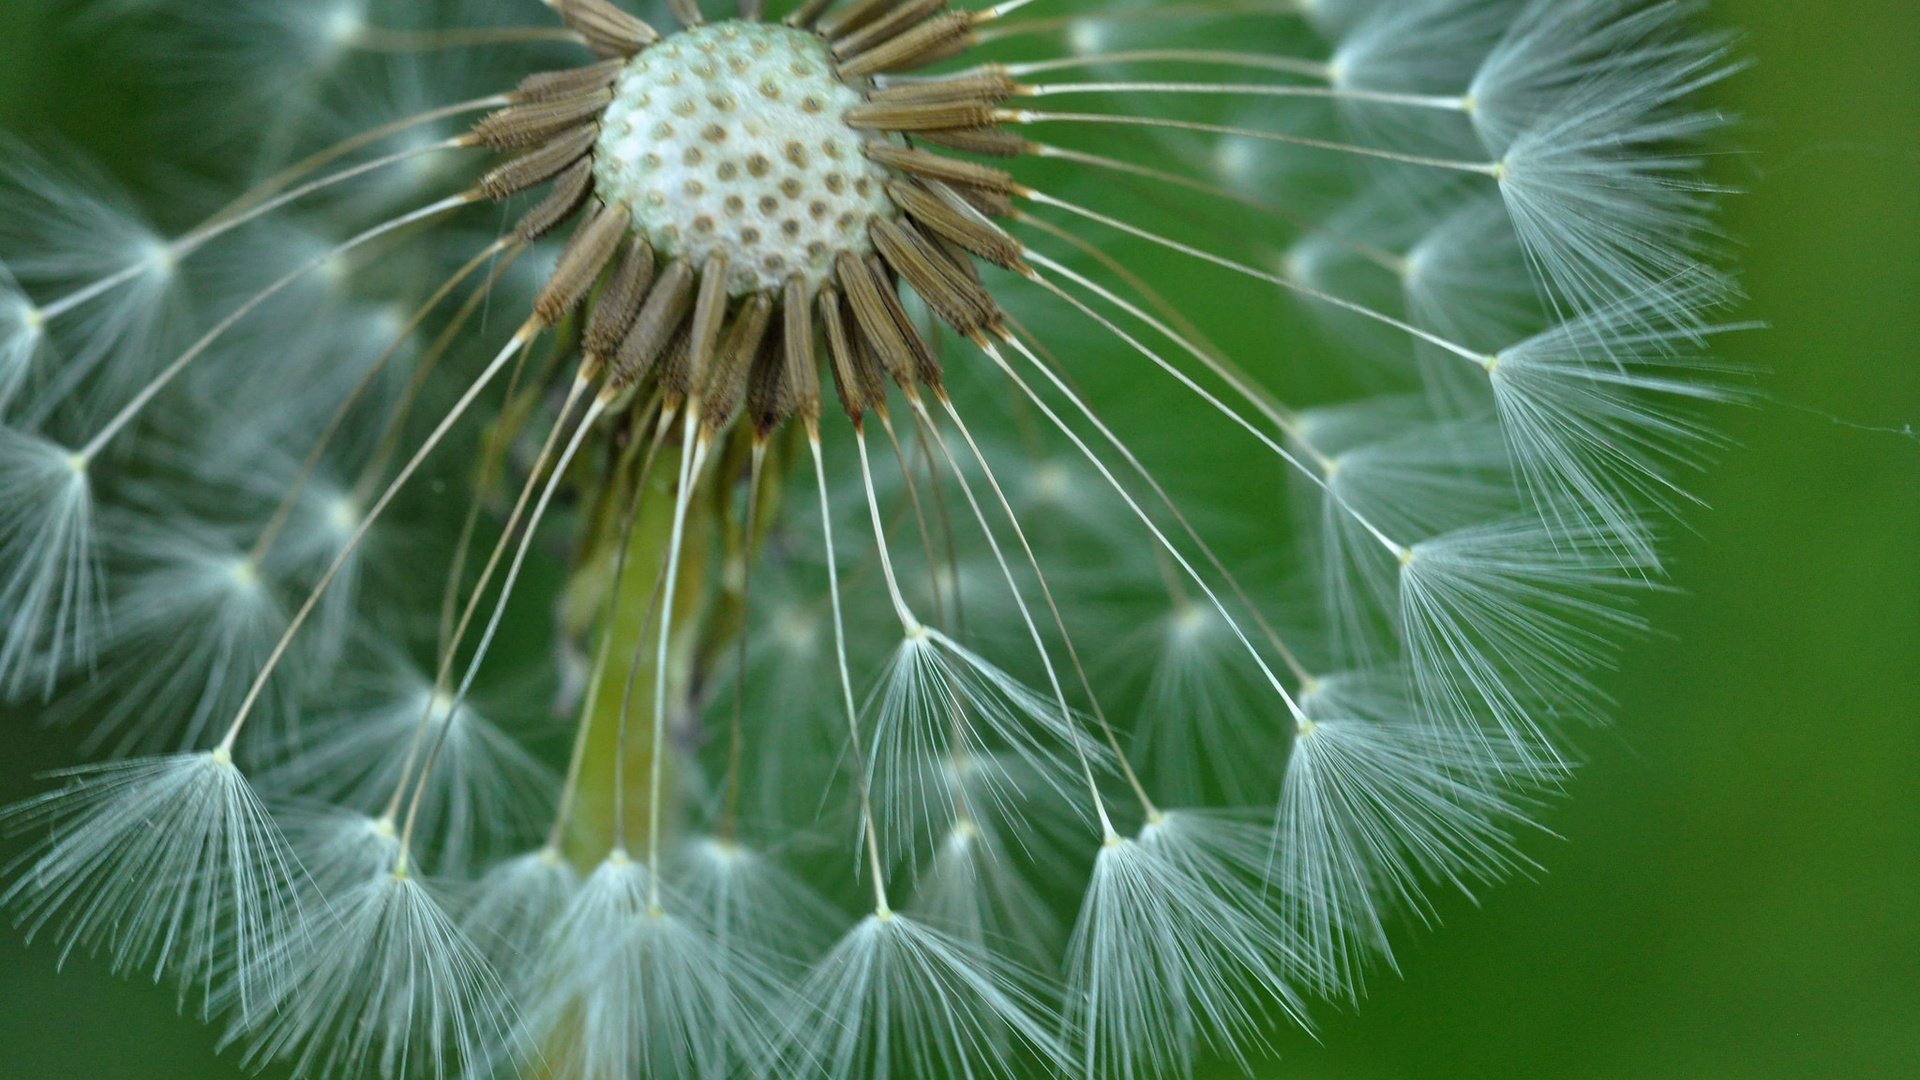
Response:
2,0,1743,1077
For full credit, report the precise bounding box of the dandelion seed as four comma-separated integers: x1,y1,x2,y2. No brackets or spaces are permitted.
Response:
1297,403,1517,662
1284,674,1541,996
234,866,522,1080
671,835,841,967
1123,604,1279,804
1398,513,1653,767
1067,823,1309,1080
460,845,577,969
0,751,304,1018
1477,0,1740,323
871,626,1101,860
910,812,1066,963
45,516,290,755
0,136,184,415
0,427,102,700
280,804,404,896
1487,274,1744,560
264,658,556,874
514,849,653,1078
779,911,1072,1079
1400,193,1544,377
519,850,778,1080
0,268,46,410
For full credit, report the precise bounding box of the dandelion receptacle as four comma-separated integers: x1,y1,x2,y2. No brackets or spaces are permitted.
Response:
0,1,1743,1077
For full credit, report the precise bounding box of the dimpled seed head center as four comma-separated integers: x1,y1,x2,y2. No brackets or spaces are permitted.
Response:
594,22,895,296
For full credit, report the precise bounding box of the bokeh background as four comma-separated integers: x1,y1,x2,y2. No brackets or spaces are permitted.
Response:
1,1,1914,1078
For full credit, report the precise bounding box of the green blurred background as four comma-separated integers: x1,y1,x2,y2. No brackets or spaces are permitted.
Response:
1,1,1914,1078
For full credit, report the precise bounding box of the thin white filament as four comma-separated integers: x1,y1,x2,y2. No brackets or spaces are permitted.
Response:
809,430,893,914
647,414,710,903
1020,81,1470,112
398,387,606,867
1023,254,1400,550
1005,110,1500,176
1024,189,1490,366
987,337,1309,726
852,428,923,634
905,398,1119,834
1007,50,1331,80
974,0,1304,45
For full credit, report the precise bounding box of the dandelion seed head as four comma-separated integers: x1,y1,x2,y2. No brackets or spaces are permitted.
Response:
1,0,1749,1074
595,23,890,295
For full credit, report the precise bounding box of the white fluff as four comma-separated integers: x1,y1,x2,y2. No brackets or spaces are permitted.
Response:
1488,275,1741,562
1398,514,1651,768
0,269,44,412
671,835,841,969
1478,0,1739,323
0,427,103,701
265,655,556,875
869,627,1102,862
1066,825,1309,1080
517,851,780,1080
0,137,184,418
233,868,521,1080
1122,604,1279,804
909,815,1066,964
776,910,1070,1079
460,846,578,971
1282,675,1540,996
0,751,305,1019
44,515,289,754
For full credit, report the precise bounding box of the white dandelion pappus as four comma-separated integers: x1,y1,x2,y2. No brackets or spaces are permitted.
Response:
909,806,1069,964
231,865,524,1080
1486,272,1747,561
1398,512,1656,768
0,751,305,1019
0,426,103,700
0,266,45,410
1284,670,1542,996
1067,820,1310,1080
869,624,1104,862
0,135,185,417
670,834,842,968
460,844,577,969
279,803,406,895
515,849,782,1080
263,655,557,875
778,910,1073,1080
1296,402,1518,664
1476,0,1742,325
1120,603,1280,805
43,513,292,756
